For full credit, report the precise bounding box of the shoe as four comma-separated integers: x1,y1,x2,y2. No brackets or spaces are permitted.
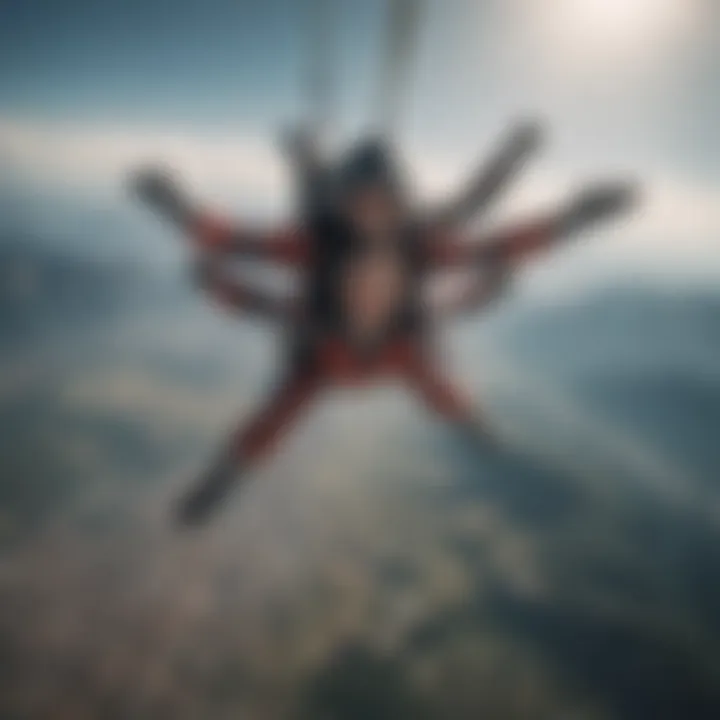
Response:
175,456,240,527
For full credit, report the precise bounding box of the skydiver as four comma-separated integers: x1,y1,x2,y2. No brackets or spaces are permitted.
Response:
131,133,636,526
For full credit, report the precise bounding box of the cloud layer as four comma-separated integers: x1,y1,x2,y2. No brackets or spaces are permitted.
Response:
1,116,720,289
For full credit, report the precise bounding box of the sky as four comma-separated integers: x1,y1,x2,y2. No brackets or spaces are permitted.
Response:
2,6,720,716
0,0,718,289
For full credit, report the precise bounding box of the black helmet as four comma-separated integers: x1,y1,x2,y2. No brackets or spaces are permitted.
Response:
335,137,404,199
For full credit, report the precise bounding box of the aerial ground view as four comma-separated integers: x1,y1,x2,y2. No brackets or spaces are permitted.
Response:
0,1,719,718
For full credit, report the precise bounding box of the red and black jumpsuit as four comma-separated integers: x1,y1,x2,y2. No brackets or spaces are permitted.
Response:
189,208,563,469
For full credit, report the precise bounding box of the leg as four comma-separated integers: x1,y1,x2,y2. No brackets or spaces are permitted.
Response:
176,370,321,526
403,349,498,449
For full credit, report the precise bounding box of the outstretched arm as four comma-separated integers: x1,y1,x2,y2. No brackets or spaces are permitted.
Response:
192,256,297,322
281,127,330,218
421,120,542,229
129,167,310,266
428,181,638,268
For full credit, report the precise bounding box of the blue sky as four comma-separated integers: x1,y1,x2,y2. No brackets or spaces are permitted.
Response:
0,0,387,129
1,0,715,154
0,0,718,287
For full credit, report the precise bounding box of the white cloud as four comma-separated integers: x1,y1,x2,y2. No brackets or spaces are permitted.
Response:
1,117,719,284
0,118,289,207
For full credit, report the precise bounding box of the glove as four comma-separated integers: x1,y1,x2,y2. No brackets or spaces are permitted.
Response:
129,166,190,223
564,181,639,235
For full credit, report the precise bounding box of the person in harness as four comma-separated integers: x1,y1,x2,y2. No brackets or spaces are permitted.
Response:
131,131,636,525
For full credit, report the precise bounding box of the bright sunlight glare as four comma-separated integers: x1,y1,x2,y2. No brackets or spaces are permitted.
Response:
515,0,702,80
